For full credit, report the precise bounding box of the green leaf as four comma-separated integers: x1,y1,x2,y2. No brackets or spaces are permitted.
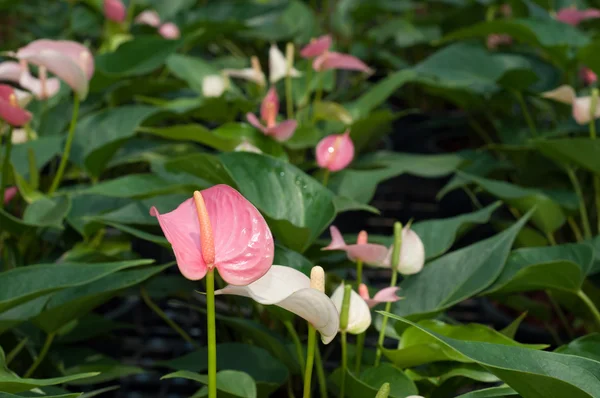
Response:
92,194,187,225
0,259,153,312
95,36,182,77
535,138,600,175
33,264,170,333
484,243,594,295
329,364,418,398
500,312,528,339
313,101,353,124
12,166,42,203
454,386,518,398
283,125,320,150
331,151,463,203
382,314,600,398
390,213,530,318
22,196,71,229
11,136,63,178
71,105,158,177
457,172,572,233
2,394,80,398
382,319,547,368
166,54,219,94
555,333,600,362
162,370,257,398
164,153,236,187
162,343,287,397
59,313,132,343
78,174,193,198
219,152,336,252
273,244,313,275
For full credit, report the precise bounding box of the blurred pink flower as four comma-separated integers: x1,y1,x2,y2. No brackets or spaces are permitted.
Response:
300,34,372,74
136,10,161,27
300,35,332,58
316,131,354,172
486,34,512,49
14,40,94,99
322,227,389,266
3,186,17,205
358,284,401,308
556,7,600,26
543,85,600,125
150,185,274,285
0,61,60,100
104,0,126,23
246,87,297,142
0,85,32,127
581,67,597,86
159,23,180,39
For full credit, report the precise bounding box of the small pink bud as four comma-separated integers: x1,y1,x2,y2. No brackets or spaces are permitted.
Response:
358,283,369,300
581,67,598,86
4,186,17,205
104,0,126,23
159,23,180,40
316,131,355,172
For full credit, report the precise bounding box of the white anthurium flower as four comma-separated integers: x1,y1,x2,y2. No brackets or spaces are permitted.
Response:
392,227,426,275
222,56,266,87
234,140,262,154
11,129,28,144
269,43,301,84
542,85,600,125
215,265,340,344
202,74,228,98
330,283,371,334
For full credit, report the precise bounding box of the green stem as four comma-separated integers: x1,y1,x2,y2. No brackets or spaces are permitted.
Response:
140,287,199,349
311,73,323,124
340,332,348,398
546,232,557,246
568,217,584,242
206,268,217,398
314,343,328,398
546,290,574,340
286,74,294,120
303,325,317,398
590,89,600,235
354,333,365,373
514,91,537,137
375,222,403,367
284,320,305,376
566,167,592,239
0,127,13,210
6,337,28,365
48,95,80,194
322,169,330,187
24,332,55,378
577,289,600,330
355,259,363,286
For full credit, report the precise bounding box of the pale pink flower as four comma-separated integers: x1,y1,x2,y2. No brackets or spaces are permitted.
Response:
14,40,94,99
300,35,332,58
581,67,597,86
104,0,126,23
135,10,161,27
159,23,180,40
0,61,60,100
246,87,297,142
300,34,372,73
556,7,600,26
217,265,339,343
542,85,600,125
315,131,354,172
358,284,400,309
4,186,17,205
150,185,274,285
0,85,32,127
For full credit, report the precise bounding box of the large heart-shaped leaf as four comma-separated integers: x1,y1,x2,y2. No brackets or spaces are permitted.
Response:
164,153,236,187
162,343,288,397
77,174,194,198
95,36,182,77
219,152,336,252
383,315,600,398
0,259,153,312
484,243,594,295
535,138,600,175
22,196,71,229
382,320,547,368
162,370,257,398
390,213,529,318
71,105,158,178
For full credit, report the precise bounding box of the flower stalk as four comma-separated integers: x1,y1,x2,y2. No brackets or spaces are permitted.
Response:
48,94,80,194
0,127,13,209
339,284,352,398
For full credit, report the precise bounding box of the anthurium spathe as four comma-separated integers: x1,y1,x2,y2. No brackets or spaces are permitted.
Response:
104,0,126,23
330,283,371,334
316,131,355,172
0,85,32,127
0,61,60,100
300,34,372,74
358,284,400,309
150,184,274,285
269,43,301,84
159,23,180,40
13,39,94,99
246,87,297,142
135,10,161,27
223,56,266,87
202,75,228,98
542,85,600,125
216,265,340,343
556,7,600,26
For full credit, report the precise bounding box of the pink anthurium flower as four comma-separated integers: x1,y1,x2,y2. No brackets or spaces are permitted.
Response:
159,23,180,40
216,265,340,344
3,186,17,205
135,10,161,27
13,40,94,99
0,61,60,100
301,34,372,73
581,67,597,86
0,85,32,127
104,0,126,23
358,284,400,309
542,85,600,125
323,225,425,275
246,87,297,142
316,131,355,172
150,184,274,285
330,283,371,334
300,35,332,58
556,7,600,26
